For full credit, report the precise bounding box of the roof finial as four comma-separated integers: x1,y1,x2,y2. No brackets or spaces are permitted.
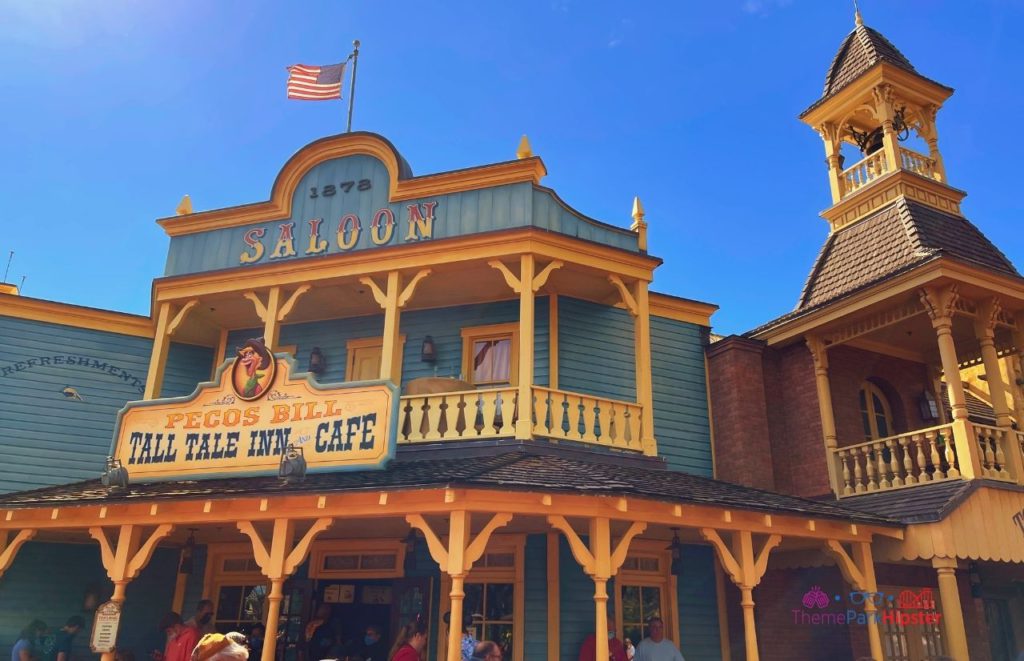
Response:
176,194,193,215
516,135,533,159
631,196,648,252
854,0,863,26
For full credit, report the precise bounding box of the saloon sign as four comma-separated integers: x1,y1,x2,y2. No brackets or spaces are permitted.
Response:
110,346,397,482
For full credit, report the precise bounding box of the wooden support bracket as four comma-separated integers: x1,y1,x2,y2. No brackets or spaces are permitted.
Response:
358,277,389,308
488,260,522,294
824,539,867,590
238,517,333,579
277,285,312,322
700,528,781,589
607,275,639,317
548,516,646,578
0,529,36,577
166,299,199,336
398,269,432,308
243,291,269,322
406,511,513,575
88,524,174,583
531,261,563,292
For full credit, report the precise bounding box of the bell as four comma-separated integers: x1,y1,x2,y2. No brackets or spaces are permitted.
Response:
863,128,884,156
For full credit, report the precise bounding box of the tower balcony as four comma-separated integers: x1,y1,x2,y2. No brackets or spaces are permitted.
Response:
840,145,939,198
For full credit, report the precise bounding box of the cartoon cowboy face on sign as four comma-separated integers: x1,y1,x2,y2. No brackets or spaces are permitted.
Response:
231,337,275,400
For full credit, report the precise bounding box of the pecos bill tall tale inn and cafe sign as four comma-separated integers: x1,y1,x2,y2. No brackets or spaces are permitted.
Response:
110,339,398,483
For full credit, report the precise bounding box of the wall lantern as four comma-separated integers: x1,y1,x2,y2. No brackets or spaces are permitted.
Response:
309,346,326,375
969,561,983,598
101,456,129,490
666,528,683,576
421,336,437,363
279,444,307,481
178,528,197,575
918,390,940,422
402,528,419,572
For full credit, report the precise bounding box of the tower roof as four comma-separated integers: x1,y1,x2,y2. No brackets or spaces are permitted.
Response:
822,22,916,98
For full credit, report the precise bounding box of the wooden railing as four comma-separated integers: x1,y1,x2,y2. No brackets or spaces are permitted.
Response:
899,146,937,179
972,423,1016,482
833,424,958,496
399,387,517,442
841,150,889,196
397,386,645,452
532,386,644,452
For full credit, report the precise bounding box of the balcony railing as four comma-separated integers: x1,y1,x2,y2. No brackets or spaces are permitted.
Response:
899,147,936,179
839,146,940,199
397,386,644,452
832,421,1023,497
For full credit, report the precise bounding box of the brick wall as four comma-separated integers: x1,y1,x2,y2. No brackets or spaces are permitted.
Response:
706,337,775,490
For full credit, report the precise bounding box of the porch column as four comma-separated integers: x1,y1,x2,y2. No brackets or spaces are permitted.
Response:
806,336,840,494
242,285,311,353
408,510,513,661
144,299,198,399
825,540,884,660
89,524,175,661
975,299,1012,427
874,84,901,176
607,274,656,455
700,529,781,661
518,254,536,440
360,270,430,383
549,516,646,661
920,285,981,478
238,517,332,661
818,122,845,203
932,557,970,661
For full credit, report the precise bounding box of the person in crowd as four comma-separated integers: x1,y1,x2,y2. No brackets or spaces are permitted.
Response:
578,615,627,661
468,641,502,661
442,611,476,661
246,625,264,660
12,621,47,661
387,618,427,661
304,604,335,661
347,625,386,661
155,612,201,661
46,616,84,661
191,633,249,661
624,638,635,661
185,600,217,637
633,618,684,661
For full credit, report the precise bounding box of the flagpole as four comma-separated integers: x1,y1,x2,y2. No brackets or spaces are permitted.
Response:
346,39,360,132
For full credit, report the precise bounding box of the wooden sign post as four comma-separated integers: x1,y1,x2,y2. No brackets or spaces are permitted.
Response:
90,601,122,654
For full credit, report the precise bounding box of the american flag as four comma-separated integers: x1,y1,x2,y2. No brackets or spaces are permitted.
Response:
286,62,346,100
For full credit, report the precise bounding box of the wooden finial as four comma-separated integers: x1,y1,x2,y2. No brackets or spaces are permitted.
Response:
176,195,193,216
631,196,648,252
516,135,533,159
854,0,863,26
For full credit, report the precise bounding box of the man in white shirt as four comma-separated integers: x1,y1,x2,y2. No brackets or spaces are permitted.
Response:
634,617,685,661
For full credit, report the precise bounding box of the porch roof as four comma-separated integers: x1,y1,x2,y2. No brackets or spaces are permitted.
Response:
839,478,1024,523
0,444,898,527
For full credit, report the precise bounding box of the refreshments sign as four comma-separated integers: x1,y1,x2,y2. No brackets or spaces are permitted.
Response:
111,344,397,482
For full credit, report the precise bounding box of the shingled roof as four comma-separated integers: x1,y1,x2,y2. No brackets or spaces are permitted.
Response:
0,444,898,526
839,479,1024,524
796,197,1017,310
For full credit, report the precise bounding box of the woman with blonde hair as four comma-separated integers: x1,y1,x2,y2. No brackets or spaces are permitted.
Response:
388,616,428,661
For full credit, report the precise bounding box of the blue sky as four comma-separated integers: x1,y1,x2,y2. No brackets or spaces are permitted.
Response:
1,1,1022,335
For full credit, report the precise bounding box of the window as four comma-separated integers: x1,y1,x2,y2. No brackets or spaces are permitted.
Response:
465,582,515,657
461,324,519,387
621,585,663,644
860,382,894,440
614,544,676,648
215,583,267,634
309,540,406,579
879,586,944,660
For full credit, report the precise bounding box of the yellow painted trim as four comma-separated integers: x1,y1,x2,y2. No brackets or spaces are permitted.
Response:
461,323,520,386
705,354,718,479
546,532,559,661
649,292,717,327
714,561,731,661
211,328,229,380
153,229,660,304
548,294,559,390
0,293,153,338
157,133,547,237
344,335,406,382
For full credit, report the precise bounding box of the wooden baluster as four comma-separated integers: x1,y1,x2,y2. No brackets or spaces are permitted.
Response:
557,393,570,438
607,403,619,444
454,394,468,437
941,429,958,478
853,448,865,494
981,430,997,477
406,396,426,442
500,389,516,436
914,434,928,482
425,394,443,440
477,391,497,436
887,438,903,487
876,442,891,489
534,389,549,436
400,398,413,441
865,445,878,491
437,395,453,438
596,400,612,445
901,437,917,485
993,429,1010,480
581,397,598,443
839,449,853,496
928,431,946,480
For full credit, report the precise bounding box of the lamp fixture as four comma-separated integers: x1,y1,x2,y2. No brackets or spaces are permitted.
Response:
421,336,437,363
178,528,197,575
101,456,129,490
278,444,307,481
666,528,683,576
402,528,419,572
309,346,326,375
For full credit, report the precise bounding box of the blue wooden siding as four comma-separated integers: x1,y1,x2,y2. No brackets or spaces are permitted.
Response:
164,152,638,277
678,545,722,661
181,545,209,618
0,541,177,660
227,298,549,390
523,534,548,660
650,316,714,476
557,297,636,402
0,315,212,493
559,536,594,660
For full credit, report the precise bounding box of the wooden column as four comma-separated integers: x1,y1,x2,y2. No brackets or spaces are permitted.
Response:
238,517,332,661
825,540,884,661
89,524,174,661
243,285,310,353
874,84,900,175
408,510,513,661
976,299,1012,426
932,557,970,661
921,285,980,479
807,336,840,494
360,270,431,383
549,516,646,661
608,275,656,456
518,254,536,440
144,299,198,399
818,123,845,203
700,529,781,661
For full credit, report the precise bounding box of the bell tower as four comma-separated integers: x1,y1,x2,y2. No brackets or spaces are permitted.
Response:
800,9,960,231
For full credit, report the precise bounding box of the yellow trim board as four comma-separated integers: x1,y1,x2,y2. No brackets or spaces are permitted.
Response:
649,292,717,326
158,132,547,237
0,292,153,338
